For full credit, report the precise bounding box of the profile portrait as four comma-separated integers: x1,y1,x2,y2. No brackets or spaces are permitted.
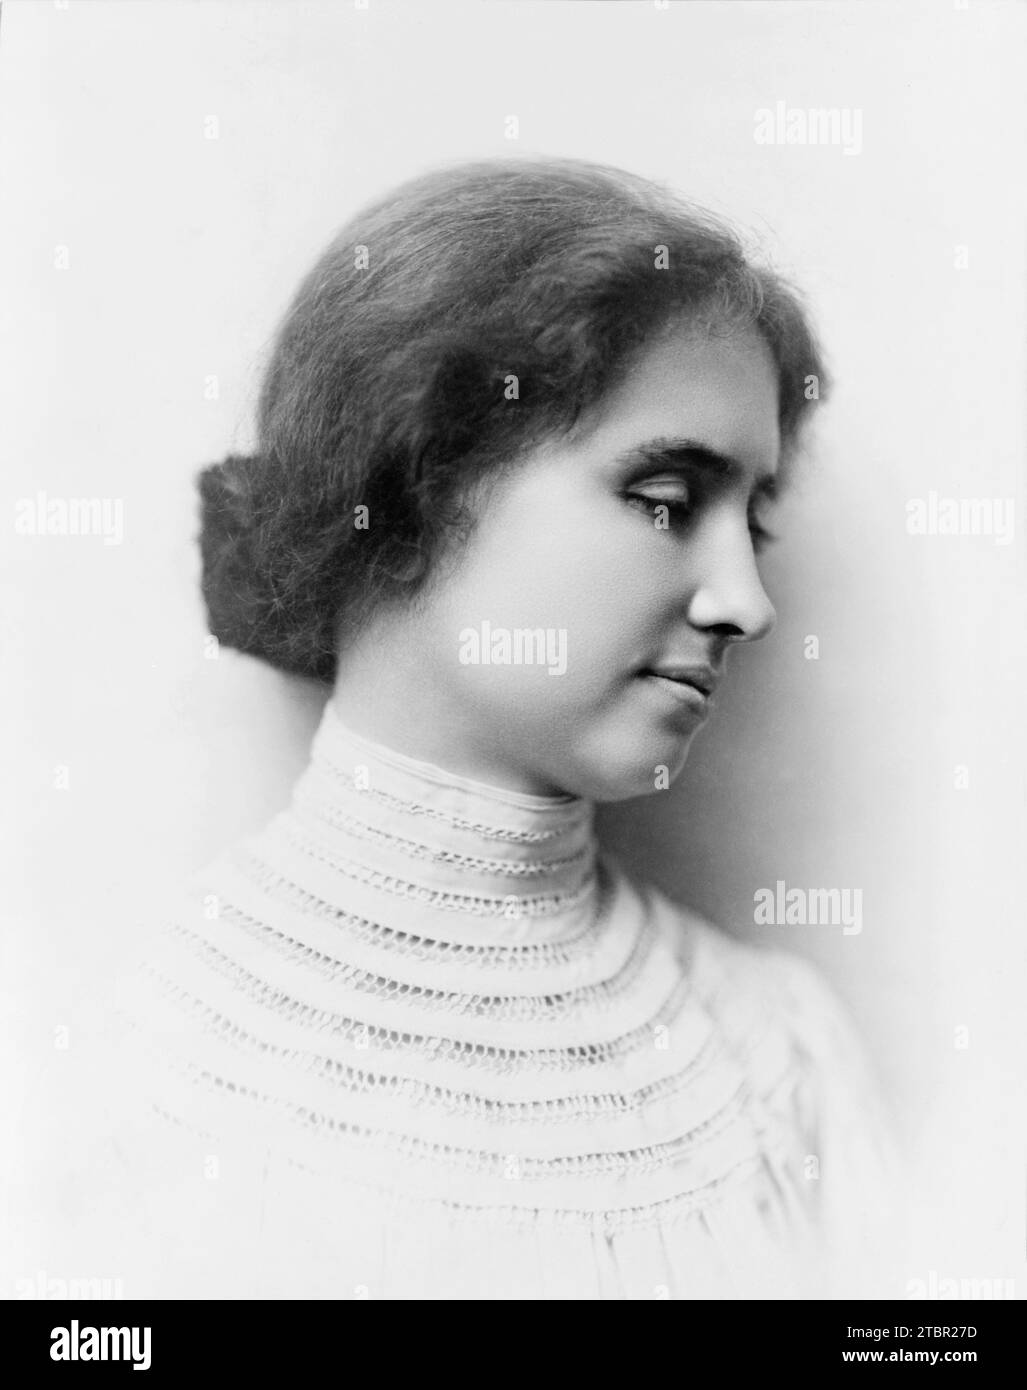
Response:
7,0,1021,1315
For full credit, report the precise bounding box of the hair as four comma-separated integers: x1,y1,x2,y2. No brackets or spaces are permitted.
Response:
199,155,829,682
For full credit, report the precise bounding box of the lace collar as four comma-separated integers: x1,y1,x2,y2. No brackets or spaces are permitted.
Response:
279,700,602,947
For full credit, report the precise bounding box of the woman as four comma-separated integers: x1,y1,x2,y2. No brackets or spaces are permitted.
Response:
94,156,895,1298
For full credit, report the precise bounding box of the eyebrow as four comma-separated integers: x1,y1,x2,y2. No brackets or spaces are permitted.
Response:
615,437,781,499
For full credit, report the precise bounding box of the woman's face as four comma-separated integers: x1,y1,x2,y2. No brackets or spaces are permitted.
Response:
341,319,783,801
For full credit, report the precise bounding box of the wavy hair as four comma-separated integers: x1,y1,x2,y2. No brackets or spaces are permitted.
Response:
198,156,828,681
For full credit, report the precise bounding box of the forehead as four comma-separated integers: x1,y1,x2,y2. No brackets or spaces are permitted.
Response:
573,320,782,479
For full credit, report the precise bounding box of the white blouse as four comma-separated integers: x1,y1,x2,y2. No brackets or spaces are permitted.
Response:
37,701,899,1299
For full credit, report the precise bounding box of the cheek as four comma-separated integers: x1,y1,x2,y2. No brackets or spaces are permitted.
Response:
450,520,659,648
430,512,683,713
543,519,686,662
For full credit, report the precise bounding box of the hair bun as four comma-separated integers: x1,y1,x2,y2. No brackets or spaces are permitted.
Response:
197,453,259,532
197,453,270,663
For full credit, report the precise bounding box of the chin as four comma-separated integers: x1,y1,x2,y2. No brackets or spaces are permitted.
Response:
556,731,696,803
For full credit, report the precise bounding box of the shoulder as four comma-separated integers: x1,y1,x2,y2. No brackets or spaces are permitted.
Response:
629,868,896,1155
696,919,871,1069
638,878,903,1278
633,871,865,1052
647,877,901,1264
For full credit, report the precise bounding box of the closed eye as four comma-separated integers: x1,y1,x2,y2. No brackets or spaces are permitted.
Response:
623,492,690,521
623,489,778,553
622,472,691,524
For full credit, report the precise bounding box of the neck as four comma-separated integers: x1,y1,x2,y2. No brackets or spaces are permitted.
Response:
285,700,600,947
330,617,570,797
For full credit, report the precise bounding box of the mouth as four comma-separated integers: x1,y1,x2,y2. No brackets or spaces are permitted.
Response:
636,664,718,715
640,664,718,695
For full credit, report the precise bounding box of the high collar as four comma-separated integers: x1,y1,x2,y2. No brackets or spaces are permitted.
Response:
283,700,601,947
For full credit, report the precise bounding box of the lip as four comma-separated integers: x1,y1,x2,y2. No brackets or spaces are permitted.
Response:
641,665,719,698
637,667,717,719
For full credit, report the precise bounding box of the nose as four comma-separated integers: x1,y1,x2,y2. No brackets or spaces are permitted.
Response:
684,517,777,643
